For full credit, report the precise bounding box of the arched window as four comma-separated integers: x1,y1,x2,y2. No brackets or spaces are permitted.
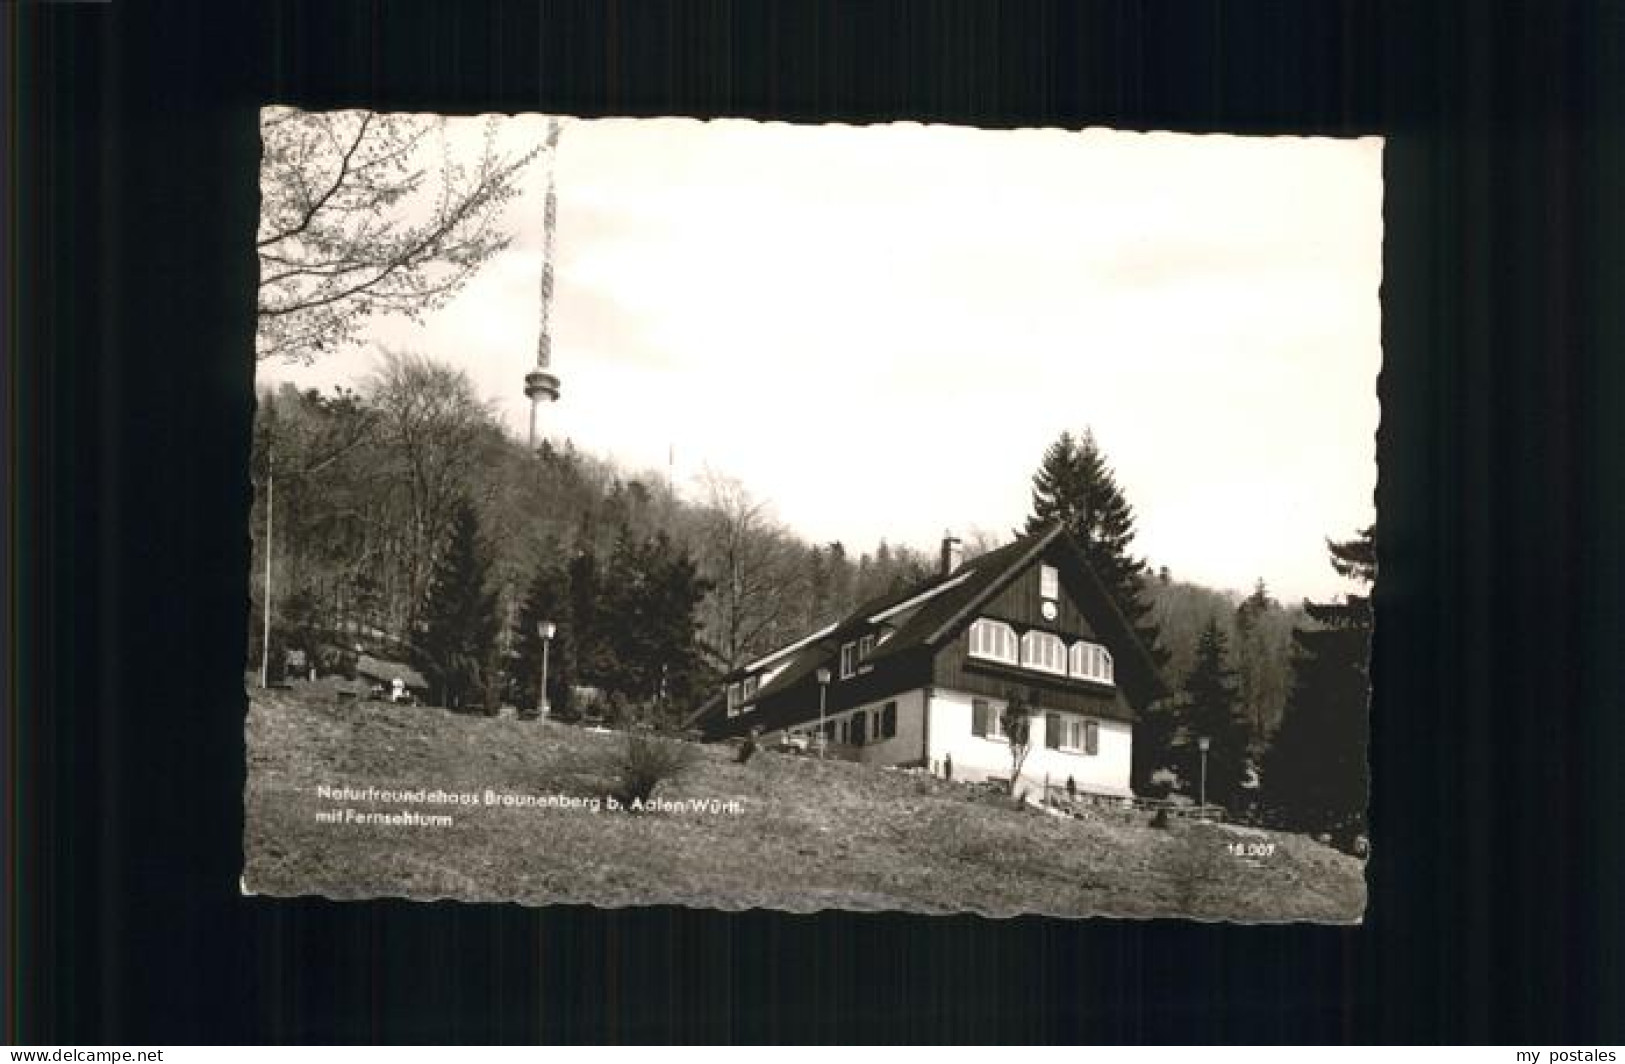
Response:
1068,640,1114,684
968,619,1019,664
1020,630,1068,675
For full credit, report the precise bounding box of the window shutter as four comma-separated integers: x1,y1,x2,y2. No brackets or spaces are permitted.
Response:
1045,713,1061,749
1085,720,1099,755
883,701,897,739
972,699,989,737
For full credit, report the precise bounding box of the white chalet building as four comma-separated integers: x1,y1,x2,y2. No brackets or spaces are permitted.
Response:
693,522,1165,797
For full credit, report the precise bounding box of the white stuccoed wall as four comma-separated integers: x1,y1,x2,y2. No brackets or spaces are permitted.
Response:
925,687,1133,796
761,688,929,765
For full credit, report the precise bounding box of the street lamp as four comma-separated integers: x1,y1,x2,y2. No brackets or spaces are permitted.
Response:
537,621,556,718
1197,735,1211,818
260,450,275,689
815,667,832,758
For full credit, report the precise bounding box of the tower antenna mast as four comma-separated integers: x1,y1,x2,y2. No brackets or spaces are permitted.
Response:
524,116,564,450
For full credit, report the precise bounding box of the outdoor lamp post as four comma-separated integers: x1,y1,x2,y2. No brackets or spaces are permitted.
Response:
815,667,831,758
260,455,275,689
537,621,556,718
1197,735,1211,818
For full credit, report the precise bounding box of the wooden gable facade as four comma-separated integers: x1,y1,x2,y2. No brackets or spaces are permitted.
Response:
928,537,1139,724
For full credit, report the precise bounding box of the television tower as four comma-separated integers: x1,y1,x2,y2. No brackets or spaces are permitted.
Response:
524,116,564,450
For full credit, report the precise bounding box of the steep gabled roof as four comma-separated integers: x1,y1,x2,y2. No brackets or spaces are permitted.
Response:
714,522,1165,718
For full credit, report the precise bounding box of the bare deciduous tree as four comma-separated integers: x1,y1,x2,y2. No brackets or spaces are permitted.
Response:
697,470,806,671
364,351,496,634
257,108,540,363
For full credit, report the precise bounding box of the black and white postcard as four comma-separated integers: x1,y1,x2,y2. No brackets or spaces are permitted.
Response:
242,110,1380,922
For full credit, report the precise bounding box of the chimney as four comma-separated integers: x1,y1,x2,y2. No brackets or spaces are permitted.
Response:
940,531,964,575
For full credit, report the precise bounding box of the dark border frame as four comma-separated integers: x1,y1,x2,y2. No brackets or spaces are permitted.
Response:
12,0,1623,1044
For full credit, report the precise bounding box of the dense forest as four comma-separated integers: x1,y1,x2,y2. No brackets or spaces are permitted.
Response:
248,353,1368,836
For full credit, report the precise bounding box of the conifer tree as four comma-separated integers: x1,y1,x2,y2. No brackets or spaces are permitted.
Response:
1024,429,1166,666
804,545,829,630
602,527,714,718
413,497,501,711
1233,578,1291,738
1261,527,1374,842
1130,698,1181,797
566,539,613,691
1182,616,1252,810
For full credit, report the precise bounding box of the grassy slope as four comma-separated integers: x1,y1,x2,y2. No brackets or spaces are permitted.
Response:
244,687,1366,922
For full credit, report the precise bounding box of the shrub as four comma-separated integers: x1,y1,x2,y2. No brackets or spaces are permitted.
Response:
610,733,696,807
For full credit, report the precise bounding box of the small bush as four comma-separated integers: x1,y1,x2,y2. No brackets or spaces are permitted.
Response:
610,733,697,806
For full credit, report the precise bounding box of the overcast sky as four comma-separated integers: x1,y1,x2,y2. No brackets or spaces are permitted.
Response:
258,114,1382,603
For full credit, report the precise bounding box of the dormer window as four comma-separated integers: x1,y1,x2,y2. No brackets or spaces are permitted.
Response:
858,634,875,660
1020,630,1068,675
1068,640,1114,685
839,642,857,679
968,618,1019,665
741,675,759,702
726,682,742,716
1040,563,1059,601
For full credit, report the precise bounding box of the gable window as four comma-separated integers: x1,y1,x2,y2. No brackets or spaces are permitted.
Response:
1020,630,1068,675
858,633,875,661
1040,563,1059,601
1068,640,1114,684
839,642,857,679
968,618,1019,665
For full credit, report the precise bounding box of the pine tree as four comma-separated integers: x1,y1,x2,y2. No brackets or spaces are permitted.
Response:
598,526,714,722
1025,429,1166,666
565,540,613,692
1130,697,1181,796
1027,429,1173,796
804,545,830,630
1182,617,1252,810
825,541,854,619
1261,527,1373,842
413,497,501,711
1233,578,1290,738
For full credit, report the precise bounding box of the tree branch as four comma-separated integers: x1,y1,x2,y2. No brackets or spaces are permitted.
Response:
258,112,376,250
